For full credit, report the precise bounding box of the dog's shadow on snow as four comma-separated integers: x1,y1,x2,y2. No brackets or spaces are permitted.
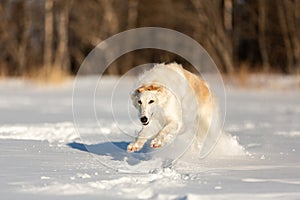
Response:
67,140,154,166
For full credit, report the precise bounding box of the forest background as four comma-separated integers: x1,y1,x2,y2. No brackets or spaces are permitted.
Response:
0,0,299,79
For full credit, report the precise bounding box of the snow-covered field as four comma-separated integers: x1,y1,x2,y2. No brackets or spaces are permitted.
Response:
0,75,299,199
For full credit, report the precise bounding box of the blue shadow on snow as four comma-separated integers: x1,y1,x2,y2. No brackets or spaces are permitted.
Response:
67,141,154,165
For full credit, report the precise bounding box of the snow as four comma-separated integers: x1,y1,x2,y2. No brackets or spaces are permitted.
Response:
0,122,78,143
0,76,299,199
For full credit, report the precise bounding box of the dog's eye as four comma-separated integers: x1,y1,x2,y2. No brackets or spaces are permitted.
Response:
148,100,154,104
138,100,142,104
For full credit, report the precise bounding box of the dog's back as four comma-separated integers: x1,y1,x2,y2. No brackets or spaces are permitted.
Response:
164,63,214,122
165,63,220,153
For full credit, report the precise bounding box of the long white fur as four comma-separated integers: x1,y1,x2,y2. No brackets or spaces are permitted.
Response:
128,63,218,157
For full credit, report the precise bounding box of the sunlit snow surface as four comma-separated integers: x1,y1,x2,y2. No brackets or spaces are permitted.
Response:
0,76,299,200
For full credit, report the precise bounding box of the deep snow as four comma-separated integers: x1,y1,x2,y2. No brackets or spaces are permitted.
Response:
0,76,299,199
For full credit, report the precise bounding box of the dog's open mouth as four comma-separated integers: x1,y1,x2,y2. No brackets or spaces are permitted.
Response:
142,121,149,126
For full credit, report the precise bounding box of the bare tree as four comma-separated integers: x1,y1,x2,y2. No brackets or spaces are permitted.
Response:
282,0,300,73
0,1,8,76
223,0,232,31
278,1,293,73
295,0,300,73
18,1,32,74
100,0,120,75
127,0,139,29
191,0,234,74
258,0,269,72
120,0,139,74
54,0,72,72
1,0,300,76
44,0,54,72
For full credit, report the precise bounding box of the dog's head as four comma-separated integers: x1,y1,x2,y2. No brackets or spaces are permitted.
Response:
131,84,163,126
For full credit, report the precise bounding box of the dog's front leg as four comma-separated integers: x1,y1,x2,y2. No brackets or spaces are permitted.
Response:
151,121,181,148
127,129,148,152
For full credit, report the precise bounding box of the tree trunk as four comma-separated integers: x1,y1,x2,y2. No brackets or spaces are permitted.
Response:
278,1,293,73
44,0,54,72
54,1,71,73
191,0,234,74
223,0,232,31
18,1,31,75
295,0,300,73
285,0,300,73
258,0,269,72
101,0,120,75
121,0,139,74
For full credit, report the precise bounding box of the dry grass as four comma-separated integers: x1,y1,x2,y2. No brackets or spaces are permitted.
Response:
222,63,250,87
222,64,300,89
24,66,70,85
234,63,250,87
0,67,8,80
223,63,272,88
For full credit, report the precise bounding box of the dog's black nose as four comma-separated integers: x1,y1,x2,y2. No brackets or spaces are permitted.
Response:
140,116,148,123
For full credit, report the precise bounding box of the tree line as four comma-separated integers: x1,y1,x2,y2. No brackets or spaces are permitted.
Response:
0,0,299,77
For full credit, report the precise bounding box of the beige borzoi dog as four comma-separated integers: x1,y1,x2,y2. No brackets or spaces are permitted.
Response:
127,63,219,155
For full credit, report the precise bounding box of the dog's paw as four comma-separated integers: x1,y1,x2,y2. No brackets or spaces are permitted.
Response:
127,142,142,152
151,137,163,148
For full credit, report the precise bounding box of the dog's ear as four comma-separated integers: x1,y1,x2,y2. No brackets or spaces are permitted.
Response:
136,86,146,93
130,90,139,108
147,84,162,92
135,84,163,93
131,89,138,101
142,84,163,92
